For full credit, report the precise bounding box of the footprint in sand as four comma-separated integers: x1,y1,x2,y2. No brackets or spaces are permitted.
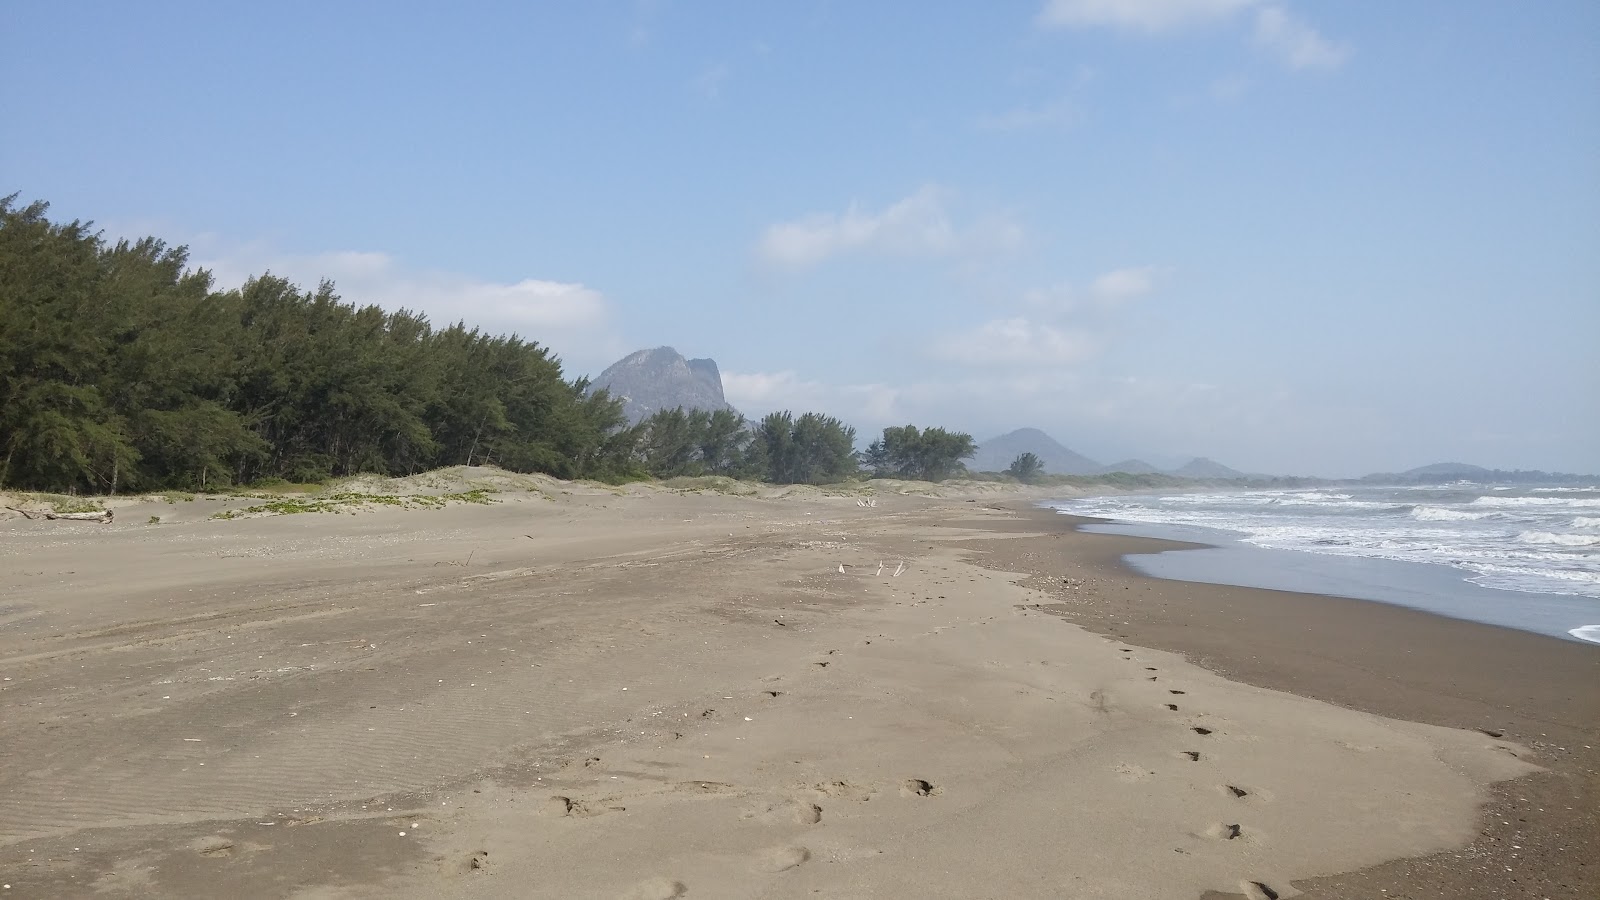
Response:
742,799,823,825
810,780,875,801
621,876,687,900
754,845,810,873
452,850,489,875
544,795,624,818
192,836,234,858
900,778,941,797
1205,822,1245,841
1112,763,1154,783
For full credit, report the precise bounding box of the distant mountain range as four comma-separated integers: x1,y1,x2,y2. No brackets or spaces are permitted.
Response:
971,428,1248,479
588,347,738,424
1360,462,1593,485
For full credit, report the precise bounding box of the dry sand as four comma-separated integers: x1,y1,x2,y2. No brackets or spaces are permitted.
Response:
0,476,1579,899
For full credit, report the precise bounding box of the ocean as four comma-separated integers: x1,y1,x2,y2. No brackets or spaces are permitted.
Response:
1048,483,1600,645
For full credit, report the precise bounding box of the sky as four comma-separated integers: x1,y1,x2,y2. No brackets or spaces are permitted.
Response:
4,0,1597,476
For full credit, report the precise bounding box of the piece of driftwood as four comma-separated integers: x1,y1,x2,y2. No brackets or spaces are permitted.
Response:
4,506,113,524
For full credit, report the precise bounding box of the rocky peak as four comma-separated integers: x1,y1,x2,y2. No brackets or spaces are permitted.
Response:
589,347,738,424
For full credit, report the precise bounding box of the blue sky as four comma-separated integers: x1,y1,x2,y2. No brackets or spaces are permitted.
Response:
5,1,1597,476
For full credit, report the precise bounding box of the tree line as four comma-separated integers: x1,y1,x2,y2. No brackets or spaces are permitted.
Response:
0,196,979,494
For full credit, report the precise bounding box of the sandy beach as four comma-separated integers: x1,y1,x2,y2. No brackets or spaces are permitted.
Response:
1,475,1593,899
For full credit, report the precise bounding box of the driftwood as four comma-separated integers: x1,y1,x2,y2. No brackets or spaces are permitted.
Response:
4,506,113,524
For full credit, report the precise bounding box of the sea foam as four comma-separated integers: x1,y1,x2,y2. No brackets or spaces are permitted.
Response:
1518,531,1600,548
1569,625,1600,645
1412,506,1491,522
1471,496,1600,509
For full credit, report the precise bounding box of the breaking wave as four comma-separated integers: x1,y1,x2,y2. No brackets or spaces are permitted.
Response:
1518,531,1600,548
1411,506,1491,522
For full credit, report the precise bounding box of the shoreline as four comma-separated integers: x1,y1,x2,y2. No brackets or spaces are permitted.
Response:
960,502,1600,898
1042,501,1600,646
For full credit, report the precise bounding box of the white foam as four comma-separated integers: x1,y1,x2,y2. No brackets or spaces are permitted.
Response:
1568,625,1600,645
1412,506,1491,522
1517,531,1600,548
1054,486,1600,602
1471,496,1600,509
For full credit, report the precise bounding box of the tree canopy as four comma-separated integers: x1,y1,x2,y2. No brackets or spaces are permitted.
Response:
0,195,636,492
863,425,976,482
1006,451,1045,483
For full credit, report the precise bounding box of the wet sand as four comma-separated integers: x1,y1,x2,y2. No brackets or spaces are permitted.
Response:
965,506,1600,899
0,480,1589,898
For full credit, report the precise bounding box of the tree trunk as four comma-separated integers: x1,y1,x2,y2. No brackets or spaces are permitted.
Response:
5,506,113,524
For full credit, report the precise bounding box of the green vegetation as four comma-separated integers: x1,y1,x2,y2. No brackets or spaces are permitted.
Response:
0,195,637,493
862,425,977,482
748,411,859,485
210,489,496,519
635,407,749,479
0,195,1031,495
1006,452,1045,483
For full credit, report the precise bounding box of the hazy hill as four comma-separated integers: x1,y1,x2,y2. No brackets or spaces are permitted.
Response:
1099,459,1161,475
1172,457,1247,479
589,347,738,424
1360,463,1590,485
1400,462,1492,478
970,428,1102,475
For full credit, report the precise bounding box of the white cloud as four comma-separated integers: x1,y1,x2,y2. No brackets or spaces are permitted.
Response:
1037,0,1258,32
722,370,824,409
194,241,625,369
1037,0,1347,71
934,318,1101,368
942,266,1157,371
1252,7,1348,70
723,370,902,422
756,186,1023,270
1088,266,1156,304
1023,266,1157,313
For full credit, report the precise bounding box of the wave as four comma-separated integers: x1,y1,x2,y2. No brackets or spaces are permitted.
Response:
1570,625,1600,645
1532,486,1600,494
1411,506,1492,522
1052,489,1600,602
1470,496,1600,509
1517,531,1600,548
1467,562,1600,587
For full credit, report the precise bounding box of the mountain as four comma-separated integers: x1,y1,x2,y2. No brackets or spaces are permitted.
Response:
1359,463,1591,485
1400,462,1492,479
969,428,1102,475
588,347,738,424
1172,457,1247,479
1099,459,1161,475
